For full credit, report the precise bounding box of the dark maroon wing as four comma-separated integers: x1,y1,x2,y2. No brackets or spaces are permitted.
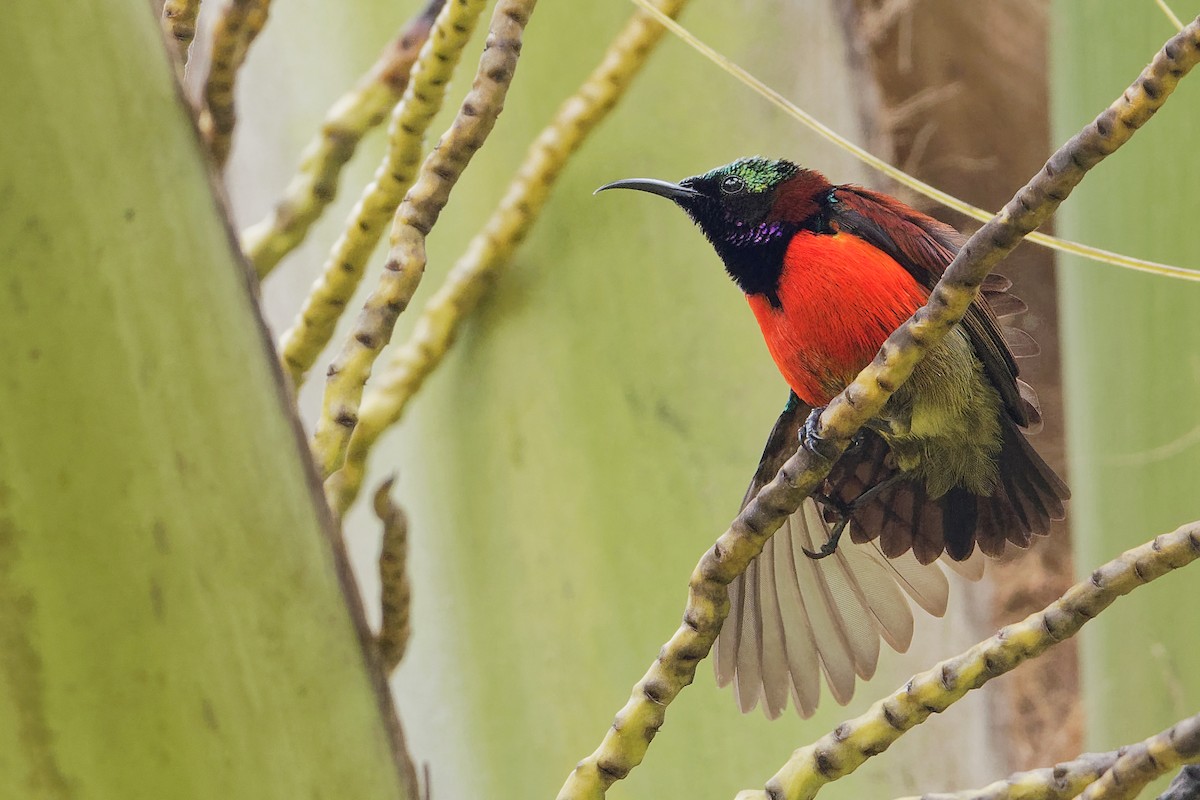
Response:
829,186,1039,429
737,394,809,507
817,187,1067,563
737,395,895,513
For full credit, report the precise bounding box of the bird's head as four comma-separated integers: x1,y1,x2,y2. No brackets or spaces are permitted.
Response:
597,157,834,298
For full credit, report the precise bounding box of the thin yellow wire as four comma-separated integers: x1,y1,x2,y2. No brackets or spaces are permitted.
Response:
1156,0,1186,31
630,0,1200,283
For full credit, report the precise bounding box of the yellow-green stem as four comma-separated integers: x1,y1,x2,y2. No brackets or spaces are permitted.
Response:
1,1,416,796
161,0,202,62
278,0,488,388
887,752,1118,800
199,0,272,167
1053,6,1200,781
243,0,444,278
310,0,537,480
373,478,411,674
323,0,692,515
1075,713,1200,800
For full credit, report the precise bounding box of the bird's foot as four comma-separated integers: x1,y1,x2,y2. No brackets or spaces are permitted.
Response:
802,473,907,560
848,471,905,509
802,517,849,560
800,407,849,558
811,490,851,519
806,492,853,559
799,406,840,462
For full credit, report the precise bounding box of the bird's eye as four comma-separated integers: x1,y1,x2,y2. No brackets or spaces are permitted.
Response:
720,175,745,195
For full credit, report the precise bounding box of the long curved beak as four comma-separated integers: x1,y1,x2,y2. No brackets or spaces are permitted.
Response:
594,178,702,202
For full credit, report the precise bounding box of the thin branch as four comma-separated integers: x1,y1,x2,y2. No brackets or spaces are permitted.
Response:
373,477,412,673
743,526,1200,800
242,0,445,279
369,477,420,800
367,476,419,799
1159,764,1200,800
161,0,202,63
555,19,1200,800
886,715,1200,800
310,0,537,480
889,752,1119,800
198,0,272,167
277,0,489,389
1076,714,1200,800
322,0,694,516
630,0,1200,283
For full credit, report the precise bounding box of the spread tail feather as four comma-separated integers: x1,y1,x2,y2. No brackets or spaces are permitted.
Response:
716,393,1047,717
837,422,1069,565
715,497,961,718
975,420,1070,557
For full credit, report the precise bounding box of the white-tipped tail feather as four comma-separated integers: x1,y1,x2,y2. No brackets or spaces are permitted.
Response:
714,497,981,719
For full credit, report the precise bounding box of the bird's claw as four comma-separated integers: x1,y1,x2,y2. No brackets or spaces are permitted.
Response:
803,474,905,560
799,407,864,559
802,517,848,560
799,406,840,462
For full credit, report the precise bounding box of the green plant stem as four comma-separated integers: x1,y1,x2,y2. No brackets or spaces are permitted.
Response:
323,0,693,516
278,0,488,388
243,0,444,278
373,477,412,673
310,0,538,480
199,0,273,167
1075,714,1200,800
161,0,202,62
889,752,1118,800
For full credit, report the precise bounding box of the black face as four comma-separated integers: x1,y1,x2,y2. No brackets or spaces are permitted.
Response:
597,157,809,304
679,164,794,242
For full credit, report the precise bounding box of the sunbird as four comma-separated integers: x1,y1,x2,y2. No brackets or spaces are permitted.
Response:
597,157,1069,718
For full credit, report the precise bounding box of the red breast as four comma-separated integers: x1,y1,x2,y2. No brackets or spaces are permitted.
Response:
746,231,930,406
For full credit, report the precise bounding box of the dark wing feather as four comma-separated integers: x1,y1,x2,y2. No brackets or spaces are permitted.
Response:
735,393,810,508
715,394,963,717
807,188,1067,563
830,187,1038,428
822,419,1067,565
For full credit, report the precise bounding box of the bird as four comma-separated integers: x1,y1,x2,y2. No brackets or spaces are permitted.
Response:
596,157,1069,718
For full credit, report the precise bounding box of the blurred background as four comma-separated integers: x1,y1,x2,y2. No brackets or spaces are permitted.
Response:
204,1,1199,796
